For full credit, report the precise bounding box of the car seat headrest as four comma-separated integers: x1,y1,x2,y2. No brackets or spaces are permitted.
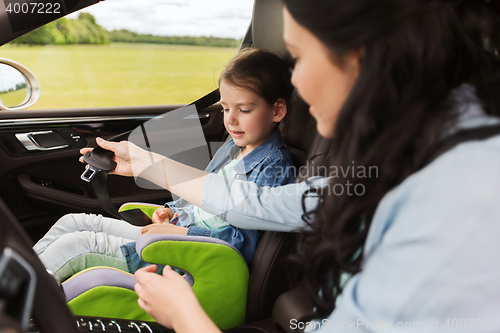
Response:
252,0,289,57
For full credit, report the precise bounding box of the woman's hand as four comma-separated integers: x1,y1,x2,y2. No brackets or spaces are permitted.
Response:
152,207,176,224
79,137,152,177
80,137,208,209
141,223,187,235
134,265,196,328
135,265,220,332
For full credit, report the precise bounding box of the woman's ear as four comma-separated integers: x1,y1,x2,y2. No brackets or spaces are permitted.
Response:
273,99,287,123
342,46,364,80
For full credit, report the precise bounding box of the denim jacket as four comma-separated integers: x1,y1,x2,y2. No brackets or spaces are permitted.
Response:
167,129,295,263
121,130,295,271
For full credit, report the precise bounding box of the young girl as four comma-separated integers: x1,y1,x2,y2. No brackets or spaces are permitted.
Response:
33,48,296,281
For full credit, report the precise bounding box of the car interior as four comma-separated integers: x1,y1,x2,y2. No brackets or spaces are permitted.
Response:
0,0,335,332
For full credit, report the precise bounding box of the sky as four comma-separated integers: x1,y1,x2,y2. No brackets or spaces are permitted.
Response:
67,0,255,39
0,63,26,91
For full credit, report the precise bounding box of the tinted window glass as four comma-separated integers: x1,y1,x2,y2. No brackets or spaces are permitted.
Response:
0,0,253,109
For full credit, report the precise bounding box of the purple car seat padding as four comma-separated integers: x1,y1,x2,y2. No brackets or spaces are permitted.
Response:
62,267,136,302
171,267,195,286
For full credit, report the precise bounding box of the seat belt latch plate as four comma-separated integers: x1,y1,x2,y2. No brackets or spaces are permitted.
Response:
80,166,99,182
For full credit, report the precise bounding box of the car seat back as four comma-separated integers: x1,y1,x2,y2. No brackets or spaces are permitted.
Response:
244,0,334,323
245,107,333,323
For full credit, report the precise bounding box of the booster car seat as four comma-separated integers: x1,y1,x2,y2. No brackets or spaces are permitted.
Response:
62,206,250,330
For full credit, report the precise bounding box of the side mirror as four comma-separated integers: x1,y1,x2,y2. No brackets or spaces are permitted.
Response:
0,58,40,111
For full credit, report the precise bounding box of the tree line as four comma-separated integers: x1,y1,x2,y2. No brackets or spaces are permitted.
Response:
109,30,240,47
10,13,240,47
11,13,109,45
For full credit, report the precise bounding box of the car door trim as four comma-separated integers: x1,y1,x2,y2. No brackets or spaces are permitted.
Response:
0,115,155,127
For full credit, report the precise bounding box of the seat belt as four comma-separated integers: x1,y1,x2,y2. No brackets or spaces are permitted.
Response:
272,123,500,333
80,89,220,226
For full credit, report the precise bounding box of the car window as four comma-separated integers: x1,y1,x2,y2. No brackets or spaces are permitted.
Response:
0,0,254,110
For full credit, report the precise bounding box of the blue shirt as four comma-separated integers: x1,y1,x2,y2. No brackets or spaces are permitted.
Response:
191,159,240,230
202,84,500,331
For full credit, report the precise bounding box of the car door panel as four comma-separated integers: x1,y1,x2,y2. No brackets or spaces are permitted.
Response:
0,103,226,241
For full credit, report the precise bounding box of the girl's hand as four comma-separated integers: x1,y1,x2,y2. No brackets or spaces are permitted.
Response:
134,265,198,329
141,222,187,235
152,207,176,224
79,137,151,177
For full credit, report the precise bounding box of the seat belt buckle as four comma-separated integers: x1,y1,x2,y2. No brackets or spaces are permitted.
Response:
80,148,117,183
80,165,100,182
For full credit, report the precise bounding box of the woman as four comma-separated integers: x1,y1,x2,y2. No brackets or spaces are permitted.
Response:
93,0,500,331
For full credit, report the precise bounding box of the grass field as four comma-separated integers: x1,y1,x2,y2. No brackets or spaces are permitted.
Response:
0,43,238,110
0,88,28,108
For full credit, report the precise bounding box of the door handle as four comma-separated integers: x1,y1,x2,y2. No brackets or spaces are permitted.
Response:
15,131,70,151
182,113,211,120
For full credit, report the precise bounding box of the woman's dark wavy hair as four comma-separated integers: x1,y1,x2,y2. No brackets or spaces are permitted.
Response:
284,0,500,319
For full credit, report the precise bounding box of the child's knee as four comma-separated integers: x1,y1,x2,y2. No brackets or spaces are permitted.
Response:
56,232,85,249
57,213,84,225
56,213,99,230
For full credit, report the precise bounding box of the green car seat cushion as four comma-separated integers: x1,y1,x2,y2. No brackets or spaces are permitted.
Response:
136,234,249,329
119,202,161,219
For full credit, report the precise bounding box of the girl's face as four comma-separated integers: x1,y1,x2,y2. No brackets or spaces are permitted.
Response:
219,80,286,155
283,7,361,139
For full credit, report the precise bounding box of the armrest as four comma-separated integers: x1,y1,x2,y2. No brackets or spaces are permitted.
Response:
63,267,136,301
136,234,249,330
62,267,154,322
272,285,315,333
119,202,163,219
